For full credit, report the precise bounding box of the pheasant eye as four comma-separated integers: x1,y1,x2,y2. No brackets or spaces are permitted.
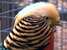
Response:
45,17,49,20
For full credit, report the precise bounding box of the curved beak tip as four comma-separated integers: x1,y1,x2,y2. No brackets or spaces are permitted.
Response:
58,24,63,27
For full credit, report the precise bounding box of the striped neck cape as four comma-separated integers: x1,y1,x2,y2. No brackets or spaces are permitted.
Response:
4,15,52,50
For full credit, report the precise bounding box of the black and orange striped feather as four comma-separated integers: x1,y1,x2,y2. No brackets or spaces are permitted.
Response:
4,15,52,50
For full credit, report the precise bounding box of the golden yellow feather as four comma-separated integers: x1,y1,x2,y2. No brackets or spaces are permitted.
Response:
14,2,62,27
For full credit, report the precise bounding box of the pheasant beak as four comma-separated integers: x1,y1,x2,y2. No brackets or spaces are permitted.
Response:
50,21,63,27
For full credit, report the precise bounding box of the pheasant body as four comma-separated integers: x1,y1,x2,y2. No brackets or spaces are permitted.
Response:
3,2,62,50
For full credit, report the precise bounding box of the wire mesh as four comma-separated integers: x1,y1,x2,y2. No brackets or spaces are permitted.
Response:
48,0,67,50
0,0,67,50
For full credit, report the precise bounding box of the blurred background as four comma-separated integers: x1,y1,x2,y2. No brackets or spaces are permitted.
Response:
0,0,67,50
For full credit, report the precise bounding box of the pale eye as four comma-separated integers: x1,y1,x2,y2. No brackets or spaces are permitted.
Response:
45,16,49,20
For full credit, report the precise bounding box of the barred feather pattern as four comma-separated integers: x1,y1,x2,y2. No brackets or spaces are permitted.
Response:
4,15,52,50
